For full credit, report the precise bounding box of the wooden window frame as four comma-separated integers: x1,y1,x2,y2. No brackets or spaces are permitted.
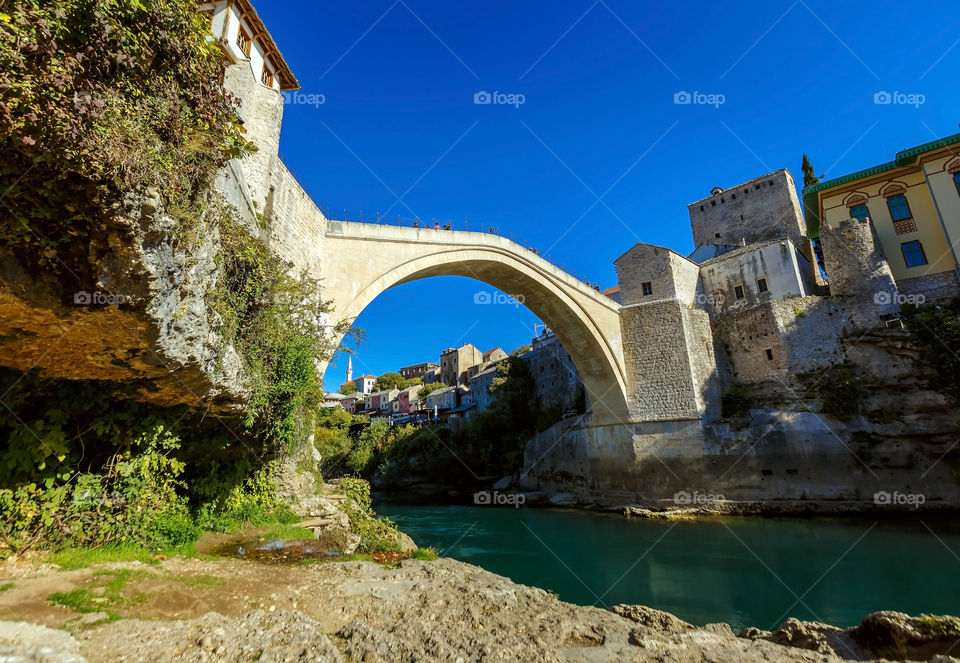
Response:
756,277,768,294
641,281,653,296
237,25,252,57
734,283,745,300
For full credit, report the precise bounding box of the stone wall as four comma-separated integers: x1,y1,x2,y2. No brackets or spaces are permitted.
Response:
521,415,960,508
712,296,855,388
687,169,807,253
223,63,328,282
620,300,708,421
898,270,960,303
818,218,899,327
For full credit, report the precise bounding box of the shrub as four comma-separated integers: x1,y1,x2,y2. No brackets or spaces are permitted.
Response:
800,362,866,419
721,386,751,418
904,302,960,404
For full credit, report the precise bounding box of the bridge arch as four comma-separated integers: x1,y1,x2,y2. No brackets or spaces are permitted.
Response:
321,223,629,425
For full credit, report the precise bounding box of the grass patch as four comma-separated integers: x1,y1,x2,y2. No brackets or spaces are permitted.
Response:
48,569,147,621
411,547,439,561
48,588,105,614
260,524,314,541
47,542,202,570
0,582,13,593
48,545,158,570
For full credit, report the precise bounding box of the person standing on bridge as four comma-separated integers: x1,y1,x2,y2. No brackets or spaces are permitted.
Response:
433,221,441,230
413,220,419,228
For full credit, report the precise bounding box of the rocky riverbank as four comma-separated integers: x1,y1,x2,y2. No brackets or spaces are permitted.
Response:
1,552,958,662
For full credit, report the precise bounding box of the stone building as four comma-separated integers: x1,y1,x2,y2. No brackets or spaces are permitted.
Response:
201,0,299,94
527,329,582,411
439,343,483,386
804,132,960,302
467,347,508,380
687,170,811,268
398,362,439,382
468,364,501,414
424,386,457,412
696,238,816,319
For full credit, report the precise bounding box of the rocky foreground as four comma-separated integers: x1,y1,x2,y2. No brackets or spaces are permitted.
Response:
0,555,958,662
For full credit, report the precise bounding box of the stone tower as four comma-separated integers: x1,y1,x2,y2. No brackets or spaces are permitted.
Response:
819,217,899,321
345,356,353,384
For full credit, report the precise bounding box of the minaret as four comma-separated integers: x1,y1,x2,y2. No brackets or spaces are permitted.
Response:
345,356,353,384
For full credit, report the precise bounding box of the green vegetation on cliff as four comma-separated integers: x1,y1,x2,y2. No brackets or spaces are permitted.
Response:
0,1,354,559
0,0,252,262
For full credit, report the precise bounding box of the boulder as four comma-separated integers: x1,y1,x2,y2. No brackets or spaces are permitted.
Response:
849,611,960,660
610,604,694,634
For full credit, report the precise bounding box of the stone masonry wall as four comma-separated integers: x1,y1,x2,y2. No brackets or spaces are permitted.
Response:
897,270,960,303
818,217,899,326
620,300,703,421
681,304,721,421
223,63,328,282
711,296,862,388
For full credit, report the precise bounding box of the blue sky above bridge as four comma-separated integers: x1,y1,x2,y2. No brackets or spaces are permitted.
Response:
253,0,960,390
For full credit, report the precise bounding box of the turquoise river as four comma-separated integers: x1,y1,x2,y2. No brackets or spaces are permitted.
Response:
376,498,960,630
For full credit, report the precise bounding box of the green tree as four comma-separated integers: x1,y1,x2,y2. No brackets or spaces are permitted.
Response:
374,372,407,391
801,154,820,187
510,344,532,356
339,381,357,395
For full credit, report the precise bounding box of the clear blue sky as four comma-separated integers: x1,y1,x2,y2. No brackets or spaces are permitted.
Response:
253,0,960,390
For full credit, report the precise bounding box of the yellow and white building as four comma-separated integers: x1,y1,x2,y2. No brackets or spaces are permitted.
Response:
803,133,960,301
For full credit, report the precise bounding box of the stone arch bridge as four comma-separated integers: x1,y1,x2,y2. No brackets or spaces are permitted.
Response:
320,221,630,425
